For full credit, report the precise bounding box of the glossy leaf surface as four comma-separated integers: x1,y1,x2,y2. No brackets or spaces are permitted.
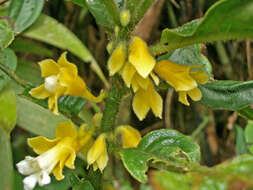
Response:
120,129,200,183
200,81,253,110
158,0,253,53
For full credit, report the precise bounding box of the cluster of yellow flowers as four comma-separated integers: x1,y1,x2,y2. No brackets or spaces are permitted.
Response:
17,116,141,190
17,32,208,189
108,36,209,120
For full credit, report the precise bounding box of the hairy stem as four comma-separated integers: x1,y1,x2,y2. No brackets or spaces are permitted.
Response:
101,76,128,133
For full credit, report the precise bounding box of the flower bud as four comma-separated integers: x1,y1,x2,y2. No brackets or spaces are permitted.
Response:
106,41,114,54
120,10,130,27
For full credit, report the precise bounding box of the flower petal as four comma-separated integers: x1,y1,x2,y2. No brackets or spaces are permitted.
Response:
150,72,160,86
93,162,98,171
23,174,39,190
38,171,51,187
87,134,106,165
51,86,66,115
64,76,86,96
154,60,197,91
55,121,77,139
38,59,60,78
148,83,163,119
117,126,141,148
28,136,60,155
29,84,51,99
188,87,202,101
129,36,155,78
178,91,190,106
48,96,55,111
132,89,150,121
190,70,209,84
59,67,76,87
96,149,108,172
52,162,65,180
57,52,78,78
108,43,126,76
63,76,104,102
121,61,136,87
131,77,140,92
134,73,150,90
64,149,76,169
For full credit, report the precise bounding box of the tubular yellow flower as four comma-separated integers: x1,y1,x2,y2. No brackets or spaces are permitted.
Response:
154,60,209,105
154,60,197,91
29,52,104,114
128,36,156,78
16,121,78,190
133,79,162,121
116,125,141,148
87,133,108,172
107,36,162,121
108,43,126,76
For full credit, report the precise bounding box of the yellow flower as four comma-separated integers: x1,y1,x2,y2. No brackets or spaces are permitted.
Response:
154,60,208,105
116,125,141,148
29,52,104,114
108,36,155,79
107,43,126,76
132,77,162,120
128,36,156,78
87,133,108,172
16,121,79,190
107,36,161,121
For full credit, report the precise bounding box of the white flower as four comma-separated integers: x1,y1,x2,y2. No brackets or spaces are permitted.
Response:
16,156,52,190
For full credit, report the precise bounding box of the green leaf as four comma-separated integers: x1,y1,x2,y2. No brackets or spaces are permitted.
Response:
200,81,253,110
250,146,253,154
15,59,43,85
0,85,17,134
10,38,53,57
0,48,17,91
120,129,200,183
158,0,253,53
151,155,253,190
8,0,45,33
235,125,249,155
16,96,70,138
237,106,253,121
245,121,253,143
58,95,87,116
0,127,13,190
23,14,108,85
64,0,86,7
86,0,120,29
0,19,14,49
126,0,155,27
73,181,94,190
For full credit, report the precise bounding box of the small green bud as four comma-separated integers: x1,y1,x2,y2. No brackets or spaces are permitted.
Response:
106,41,114,54
120,10,130,27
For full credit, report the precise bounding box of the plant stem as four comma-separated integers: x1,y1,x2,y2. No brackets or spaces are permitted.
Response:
0,64,28,88
101,76,128,133
191,116,209,140
149,43,171,57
